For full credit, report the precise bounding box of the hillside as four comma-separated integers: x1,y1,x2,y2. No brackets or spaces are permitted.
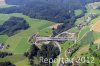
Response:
0,0,100,66
2,0,100,23
1,0,100,35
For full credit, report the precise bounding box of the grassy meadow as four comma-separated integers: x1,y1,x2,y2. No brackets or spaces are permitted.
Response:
0,13,54,66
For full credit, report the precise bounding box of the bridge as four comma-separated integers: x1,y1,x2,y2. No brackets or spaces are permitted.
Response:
29,33,76,44
36,37,75,41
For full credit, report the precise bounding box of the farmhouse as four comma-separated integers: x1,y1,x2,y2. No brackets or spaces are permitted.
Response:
76,22,88,30
89,14,99,19
50,24,61,29
66,48,73,54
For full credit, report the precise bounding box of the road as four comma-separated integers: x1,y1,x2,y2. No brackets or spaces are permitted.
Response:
36,37,74,41
33,31,75,66
54,31,75,66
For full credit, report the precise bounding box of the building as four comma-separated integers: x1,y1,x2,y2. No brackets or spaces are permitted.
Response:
76,22,88,30
50,24,61,29
66,48,73,54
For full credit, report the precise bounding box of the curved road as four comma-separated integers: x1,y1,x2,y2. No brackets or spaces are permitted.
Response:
54,31,74,66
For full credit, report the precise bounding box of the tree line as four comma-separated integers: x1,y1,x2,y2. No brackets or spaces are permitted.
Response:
24,42,60,66
1,0,99,36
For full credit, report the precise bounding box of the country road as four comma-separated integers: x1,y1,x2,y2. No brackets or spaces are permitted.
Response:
54,31,75,66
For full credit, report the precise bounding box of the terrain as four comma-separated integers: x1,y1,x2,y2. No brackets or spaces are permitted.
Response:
0,0,100,66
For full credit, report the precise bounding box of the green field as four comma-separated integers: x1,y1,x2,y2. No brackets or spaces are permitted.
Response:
0,13,53,53
74,9,83,16
77,50,100,66
93,32,100,40
0,54,26,63
0,35,8,43
52,41,74,66
89,16,100,27
0,14,11,25
72,45,89,57
77,16,100,44
0,2,100,66
73,3,100,66
0,13,54,66
68,27,79,33
15,59,29,66
60,41,74,58
75,2,100,26
75,17,86,25
78,26,90,39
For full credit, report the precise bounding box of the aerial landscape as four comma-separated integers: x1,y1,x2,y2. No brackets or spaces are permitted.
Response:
0,0,100,66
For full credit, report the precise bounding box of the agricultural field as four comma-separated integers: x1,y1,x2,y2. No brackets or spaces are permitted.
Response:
94,39,100,44
67,2,100,66
0,1,100,66
67,27,79,33
0,14,11,25
0,13,54,66
78,26,90,40
54,2,100,66
60,41,74,58
75,2,100,25
73,45,89,58
91,20,100,32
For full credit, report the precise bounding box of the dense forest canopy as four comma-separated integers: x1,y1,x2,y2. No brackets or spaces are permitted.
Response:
5,0,100,6
0,0,100,35
2,0,99,23
0,62,15,66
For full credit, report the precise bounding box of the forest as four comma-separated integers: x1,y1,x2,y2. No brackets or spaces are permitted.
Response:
0,62,15,66
24,43,60,66
0,16,29,36
0,0,99,35
1,0,95,23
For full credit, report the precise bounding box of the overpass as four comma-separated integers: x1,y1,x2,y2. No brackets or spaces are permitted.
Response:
29,31,76,44
29,34,75,43
36,37,75,41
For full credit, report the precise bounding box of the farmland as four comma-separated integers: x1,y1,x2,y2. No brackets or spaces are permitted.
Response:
0,1,100,66
91,20,100,32
0,13,54,66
